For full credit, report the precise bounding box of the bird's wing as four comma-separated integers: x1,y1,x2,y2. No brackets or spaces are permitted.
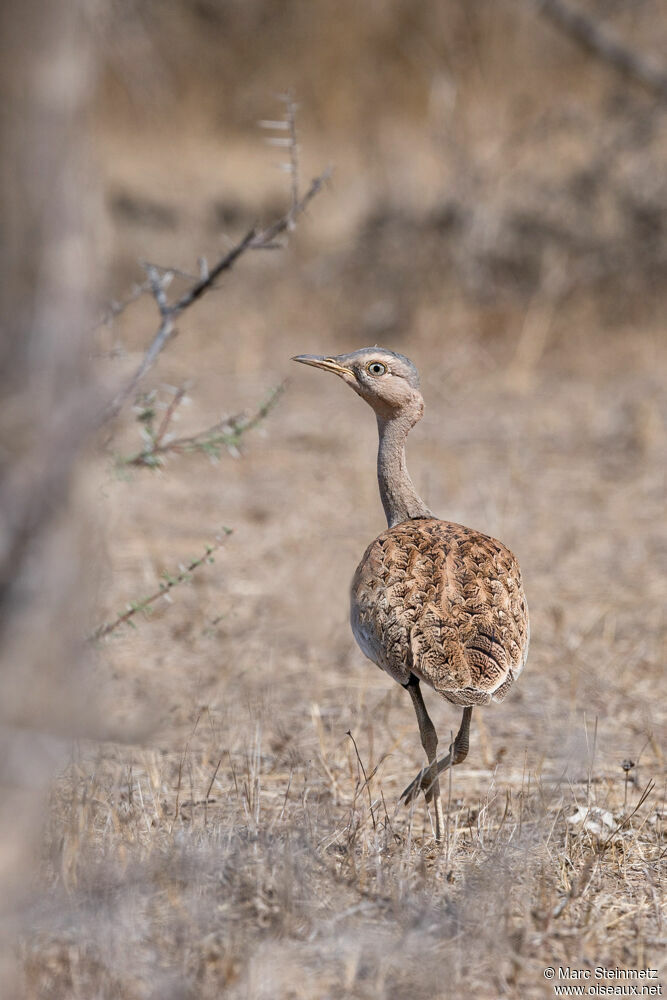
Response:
350,518,529,705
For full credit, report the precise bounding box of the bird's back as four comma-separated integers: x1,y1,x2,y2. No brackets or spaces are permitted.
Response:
350,518,529,705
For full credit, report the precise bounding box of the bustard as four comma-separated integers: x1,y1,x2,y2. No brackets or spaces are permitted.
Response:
293,348,529,842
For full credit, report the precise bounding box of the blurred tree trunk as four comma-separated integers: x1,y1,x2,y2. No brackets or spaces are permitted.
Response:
0,0,97,984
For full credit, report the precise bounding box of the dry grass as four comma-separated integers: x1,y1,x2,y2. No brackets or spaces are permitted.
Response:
19,314,666,998
11,2,667,996
23,711,665,998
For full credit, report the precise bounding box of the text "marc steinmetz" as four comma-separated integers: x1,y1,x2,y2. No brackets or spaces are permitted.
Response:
544,966,662,997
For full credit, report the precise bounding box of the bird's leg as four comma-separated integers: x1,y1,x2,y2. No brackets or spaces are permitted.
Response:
437,706,472,773
402,674,445,842
400,707,473,810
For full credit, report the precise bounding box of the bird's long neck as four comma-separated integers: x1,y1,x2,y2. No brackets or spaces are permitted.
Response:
376,413,433,528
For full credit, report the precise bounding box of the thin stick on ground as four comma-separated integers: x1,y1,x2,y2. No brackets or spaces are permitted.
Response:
171,713,202,834
90,530,232,641
347,730,377,832
204,757,223,828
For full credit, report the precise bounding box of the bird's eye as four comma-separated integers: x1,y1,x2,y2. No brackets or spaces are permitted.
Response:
366,362,387,376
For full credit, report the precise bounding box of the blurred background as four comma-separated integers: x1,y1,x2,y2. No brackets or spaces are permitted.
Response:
2,1,665,996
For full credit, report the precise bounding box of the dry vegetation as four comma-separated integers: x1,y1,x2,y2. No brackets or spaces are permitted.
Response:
25,331,666,998
3,1,666,998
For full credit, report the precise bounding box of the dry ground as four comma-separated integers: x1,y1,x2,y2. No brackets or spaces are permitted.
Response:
22,238,666,997
16,6,667,990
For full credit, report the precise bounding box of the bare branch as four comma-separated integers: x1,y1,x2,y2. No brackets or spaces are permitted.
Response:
103,159,328,426
169,226,257,315
145,265,172,316
94,266,189,331
252,168,330,249
107,312,175,422
531,0,667,101
98,97,329,428
90,530,232,641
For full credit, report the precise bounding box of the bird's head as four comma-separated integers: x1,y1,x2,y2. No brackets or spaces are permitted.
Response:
292,347,424,423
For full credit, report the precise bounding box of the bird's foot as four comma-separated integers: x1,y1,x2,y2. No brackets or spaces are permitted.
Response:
400,766,436,805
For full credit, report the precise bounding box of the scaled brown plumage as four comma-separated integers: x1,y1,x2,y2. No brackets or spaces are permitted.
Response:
293,347,529,843
351,518,529,705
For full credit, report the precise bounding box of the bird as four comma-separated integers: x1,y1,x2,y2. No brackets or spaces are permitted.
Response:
292,348,529,842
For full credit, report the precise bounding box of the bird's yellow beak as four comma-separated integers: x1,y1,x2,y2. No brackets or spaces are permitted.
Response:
291,355,353,378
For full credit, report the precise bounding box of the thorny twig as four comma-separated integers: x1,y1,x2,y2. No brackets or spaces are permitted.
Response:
121,381,286,468
103,138,329,423
90,530,231,641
